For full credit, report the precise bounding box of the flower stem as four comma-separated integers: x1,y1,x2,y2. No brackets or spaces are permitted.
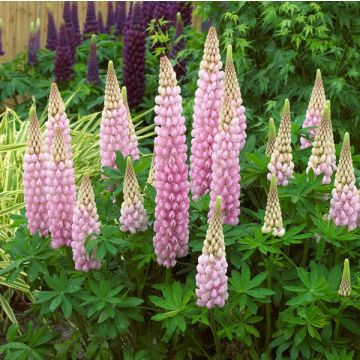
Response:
209,310,222,359
164,267,171,283
265,271,272,349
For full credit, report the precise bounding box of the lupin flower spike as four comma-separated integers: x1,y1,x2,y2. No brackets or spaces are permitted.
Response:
98,11,104,33
209,97,241,225
196,196,228,308
147,154,156,187
46,9,57,51
23,105,48,237
119,157,148,233
54,24,74,82
115,1,126,36
153,56,190,268
300,69,326,149
87,34,100,85
190,27,224,200
328,133,360,230
122,86,139,160
105,1,115,34
71,176,101,272
266,118,276,157
83,1,99,35
71,2,82,47
267,99,294,186
262,174,285,237
338,259,352,297
99,61,129,170
27,21,39,66
46,128,76,249
223,45,247,151
306,100,336,184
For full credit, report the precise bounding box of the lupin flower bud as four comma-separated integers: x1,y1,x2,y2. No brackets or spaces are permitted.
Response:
262,174,285,237
338,259,352,296
71,2,82,47
147,154,156,187
46,9,57,51
46,128,76,249
23,106,48,237
266,118,276,157
190,27,224,200
177,1,192,26
209,97,241,225
54,24,73,82
86,35,100,85
97,11,104,33
329,133,360,231
0,19,4,56
306,101,336,184
223,45,247,151
115,2,126,36
196,196,228,308
300,69,326,149
105,1,115,34
83,1,99,35
153,56,190,268
267,99,294,186
27,22,39,66
120,157,148,233
99,61,129,169
71,176,101,272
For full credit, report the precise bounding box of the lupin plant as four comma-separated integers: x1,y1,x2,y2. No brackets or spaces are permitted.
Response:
27,21,38,66
328,133,360,231
300,69,326,149
338,259,352,297
71,176,101,272
190,27,223,200
71,2,82,47
35,18,41,52
115,1,126,36
99,61,129,169
0,19,4,56
143,2,155,27
306,100,336,184
209,97,241,225
46,7,57,51
262,174,285,237
54,24,73,82
63,2,75,64
266,118,276,157
153,56,189,268
97,11,104,34
83,1,99,35
46,128,76,249
223,45,247,151
177,1,192,26
267,99,294,186
105,1,115,34
86,34,100,85
119,157,148,234
196,196,228,308
23,106,48,237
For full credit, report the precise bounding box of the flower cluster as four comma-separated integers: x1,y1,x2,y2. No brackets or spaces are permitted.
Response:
338,259,352,297
54,24,73,82
46,8,57,51
105,1,115,34
83,1,99,35
86,35,100,85
266,118,276,157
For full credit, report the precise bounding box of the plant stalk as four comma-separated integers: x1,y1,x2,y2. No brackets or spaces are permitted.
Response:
265,271,272,349
209,310,222,359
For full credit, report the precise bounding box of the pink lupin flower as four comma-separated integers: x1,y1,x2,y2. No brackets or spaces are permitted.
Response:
46,128,76,249
153,56,190,268
120,157,148,233
99,61,129,170
23,105,48,236
122,86,139,161
306,101,336,184
300,69,326,149
44,83,73,161
196,196,228,308
209,97,241,225
189,27,224,200
329,133,360,231
71,176,101,272
267,99,294,186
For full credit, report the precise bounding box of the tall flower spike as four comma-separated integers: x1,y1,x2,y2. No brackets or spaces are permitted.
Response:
71,2,82,47
44,83,73,161
306,101,336,184
97,11,104,33
115,1,126,36
190,27,223,200
54,24,73,82
122,86,139,160
35,18,41,52
87,35,100,85
46,128,76,249
105,1,115,34
27,22,38,66
147,154,156,187
262,174,285,237
329,133,360,230
266,118,276,157
300,69,326,149
267,99,294,186
83,1,99,35
46,8,57,51
99,61,129,170
338,259,352,296
223,45,247,151
71,176,101,272
63,2,76,65
23,106,48,237
196,197,228,308
153,56,190,268
120,157,148,233
209,97,241,225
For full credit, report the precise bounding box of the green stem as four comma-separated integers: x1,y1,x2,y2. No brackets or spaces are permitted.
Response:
164,267,171,283
301,239,310,268
265,271,272,349
334,305,345,339
209,310,222,359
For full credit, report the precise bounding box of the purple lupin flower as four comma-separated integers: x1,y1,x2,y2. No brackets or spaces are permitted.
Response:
153,57,190,268
71,2,82,46
27,22,39,66
0,19,4,56
170,12,186,79
97,11,104,33
142,2,155,28
176,1,192,26
87,35,100,85
123,3,146,109
54,24,73,82
46,9,57,51
35,18,41,52
83,1,99,35
63,2,76,64
115,1,126,36
123,2,133,34
105,1,115,34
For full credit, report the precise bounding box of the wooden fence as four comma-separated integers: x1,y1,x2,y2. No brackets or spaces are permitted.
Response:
0,1,201,64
